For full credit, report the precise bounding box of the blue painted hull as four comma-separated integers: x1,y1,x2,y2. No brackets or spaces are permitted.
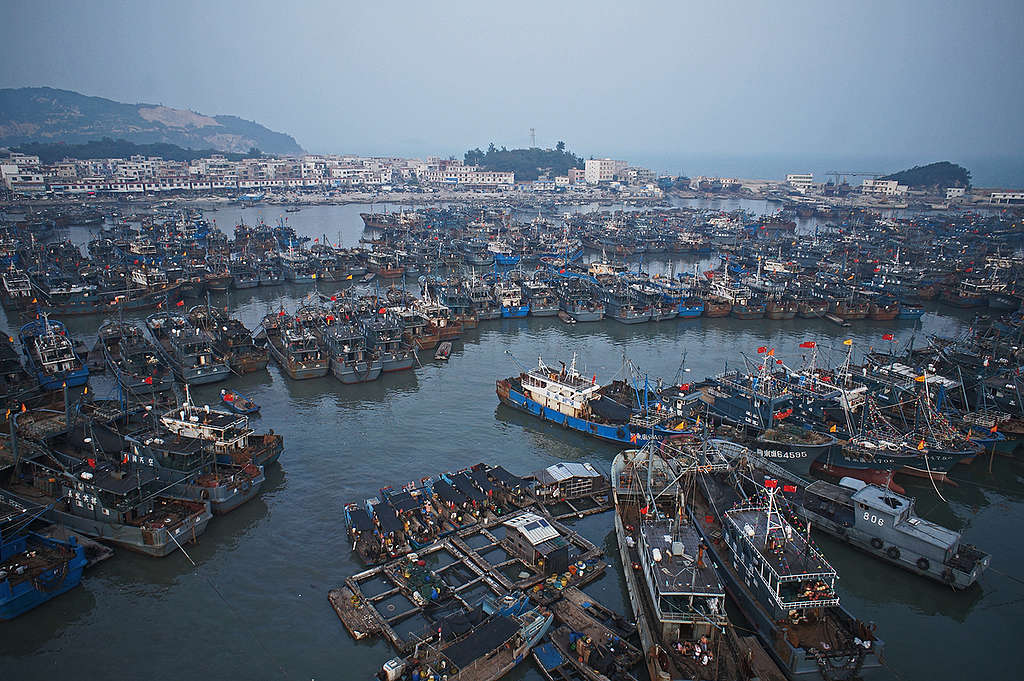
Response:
36,368,89,391
0,535,87,620
502,305,530,318
497,384,681,445
677,304,704,318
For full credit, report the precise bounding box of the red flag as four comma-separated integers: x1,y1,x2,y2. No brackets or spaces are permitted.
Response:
990,424,998,434
799,341,815,349
87,458,96,469
640,505,649,515
122,453,129,464
775,359,783,364
378,308,387,315
783,484,797,493
330,296,337,301
314,238,319,243
704,514,714,523
278,310,286,317
176,299,185,307
144,376,153,385
766,348,775,357
882,333,894,341
764,479,778,489
757,346,767,354
224,393,234,402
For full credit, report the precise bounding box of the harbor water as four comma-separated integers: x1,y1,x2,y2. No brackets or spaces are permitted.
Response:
2,203,1022,681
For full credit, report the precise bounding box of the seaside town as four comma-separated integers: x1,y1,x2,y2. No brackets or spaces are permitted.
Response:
4,148,1023,209
3,4,1024,681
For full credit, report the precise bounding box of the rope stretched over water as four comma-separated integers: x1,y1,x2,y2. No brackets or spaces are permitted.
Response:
167,527,292,679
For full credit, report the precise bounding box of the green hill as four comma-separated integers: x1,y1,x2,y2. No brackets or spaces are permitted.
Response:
0,87,303,155
465,142,583,181
13,138,263,164
882,161,971,189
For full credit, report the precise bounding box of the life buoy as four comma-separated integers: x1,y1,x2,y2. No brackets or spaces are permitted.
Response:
886,546,901,561
917,557,930,572
870,537,884,550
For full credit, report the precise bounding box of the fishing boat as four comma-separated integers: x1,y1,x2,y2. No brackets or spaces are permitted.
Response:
378,592,552,681
495,279,530,318
18,315,89,390
435,341,452,361
1,439,212,558
361,313,417,372
0,493,88,620
317,320,384,384
601,283,650,324
97,319,174,395
221,389,260,414
522,279,560,317
258,312,329,380
159,391,284,468
740,454,990,590
145,311,231,385
59,418,265,516
612,442,785,681
496,355,681,446
188,305,268,374
557,278,605,322
692,460,885,679
0,268,33,311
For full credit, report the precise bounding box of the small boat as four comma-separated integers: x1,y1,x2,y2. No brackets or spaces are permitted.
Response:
434,341,452,361
361,273,376,284
557,310,577,325
0,494,88,620
18,314,89,390
221,389,260,415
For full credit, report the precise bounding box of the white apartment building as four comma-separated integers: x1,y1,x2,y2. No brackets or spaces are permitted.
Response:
861,178,907,196
991,192,1024,204
584,158,627,184
946,187,966,200
786,173,815,193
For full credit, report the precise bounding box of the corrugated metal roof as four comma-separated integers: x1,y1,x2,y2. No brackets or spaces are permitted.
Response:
504,512,560,545
538,461,601,484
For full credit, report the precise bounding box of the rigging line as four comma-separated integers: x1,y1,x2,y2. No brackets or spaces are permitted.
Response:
167,513,292,678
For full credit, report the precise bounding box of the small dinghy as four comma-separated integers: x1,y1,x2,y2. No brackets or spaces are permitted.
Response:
221,389,260,414
434,341,452,361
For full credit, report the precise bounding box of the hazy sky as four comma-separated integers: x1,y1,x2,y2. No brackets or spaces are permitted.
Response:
3,0,1023,164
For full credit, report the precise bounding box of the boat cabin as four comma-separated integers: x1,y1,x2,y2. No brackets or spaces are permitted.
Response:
722,504,839,620
637,518,726,639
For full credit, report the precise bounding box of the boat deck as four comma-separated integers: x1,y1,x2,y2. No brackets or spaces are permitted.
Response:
725,508,836,580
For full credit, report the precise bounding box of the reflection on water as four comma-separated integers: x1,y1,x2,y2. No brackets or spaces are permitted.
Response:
0,205,1019,681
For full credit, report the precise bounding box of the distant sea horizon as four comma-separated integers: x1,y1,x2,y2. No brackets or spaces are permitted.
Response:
620,151,1024,190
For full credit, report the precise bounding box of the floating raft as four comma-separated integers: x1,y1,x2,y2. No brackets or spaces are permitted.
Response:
330,509,606,655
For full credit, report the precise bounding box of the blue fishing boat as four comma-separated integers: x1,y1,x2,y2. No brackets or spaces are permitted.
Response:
0,495,88,620
18,315,89,390
497,355,687,445
221,389,260,414
495,280,530,318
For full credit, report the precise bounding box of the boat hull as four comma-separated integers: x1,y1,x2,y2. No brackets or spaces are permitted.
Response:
496,381,666,445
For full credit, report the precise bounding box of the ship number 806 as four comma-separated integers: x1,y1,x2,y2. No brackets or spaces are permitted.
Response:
863,512,884,526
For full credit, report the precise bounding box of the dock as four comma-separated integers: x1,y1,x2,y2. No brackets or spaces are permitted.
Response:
329,508,607,654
